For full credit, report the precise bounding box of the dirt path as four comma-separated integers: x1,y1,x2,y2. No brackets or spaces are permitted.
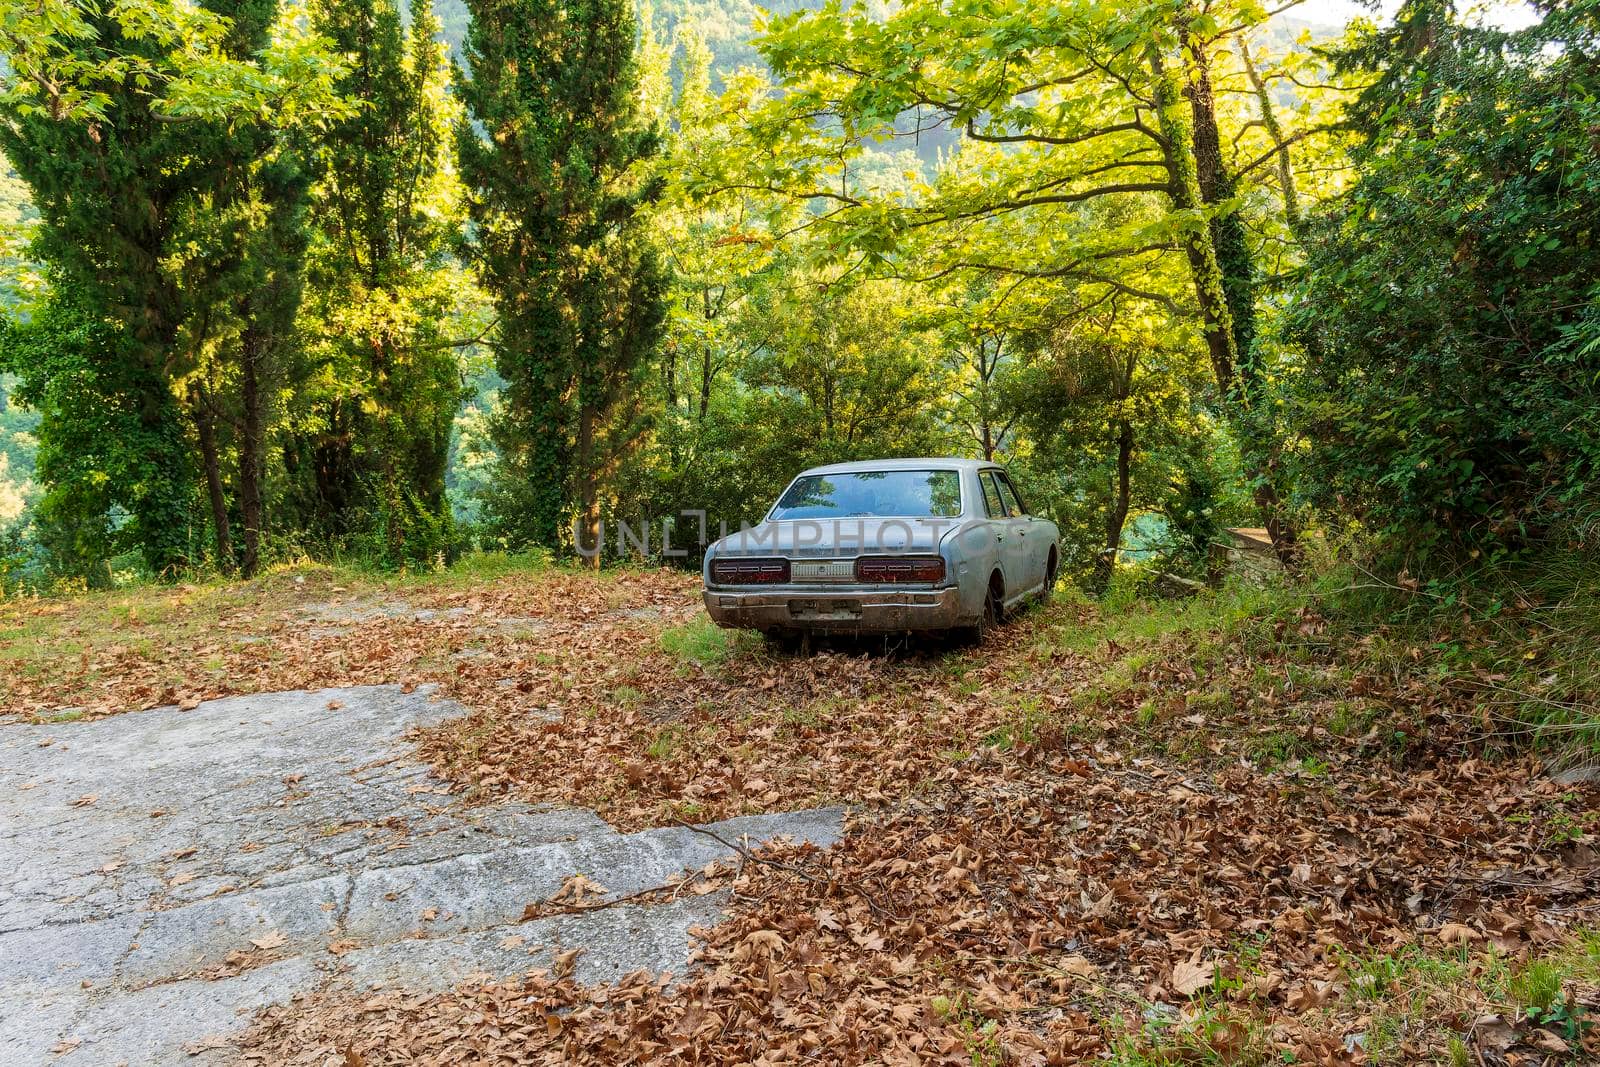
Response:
0,685,840,1065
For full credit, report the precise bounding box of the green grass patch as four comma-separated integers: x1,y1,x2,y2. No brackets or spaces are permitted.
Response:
644,725,683,760
930,992,1005,1067
658,617,755,668
1244,729,1316,770
1105,1000,1274,1066
1314,541,1600,765
779,697,837,733
609,685,645,710
408,548,550,585
1046,580,1301,658
1338,931,1600,1062
982,694,1047,751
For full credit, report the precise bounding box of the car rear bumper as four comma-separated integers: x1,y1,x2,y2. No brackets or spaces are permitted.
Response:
702,585,965,633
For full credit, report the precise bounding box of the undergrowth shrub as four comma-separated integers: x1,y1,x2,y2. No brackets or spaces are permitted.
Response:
1310,532,1600,767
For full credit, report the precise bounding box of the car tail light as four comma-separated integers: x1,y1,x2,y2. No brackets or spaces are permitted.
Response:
854,556,945,583
710,557,790,584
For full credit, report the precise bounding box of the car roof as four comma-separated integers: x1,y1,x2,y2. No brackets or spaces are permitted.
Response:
795,457,998,476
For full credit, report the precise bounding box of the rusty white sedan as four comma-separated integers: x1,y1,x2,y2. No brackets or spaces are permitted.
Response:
701,458,1059,639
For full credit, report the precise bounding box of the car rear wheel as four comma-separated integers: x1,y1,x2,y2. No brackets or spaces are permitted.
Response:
959,574,1004,645
1040,549,1059,603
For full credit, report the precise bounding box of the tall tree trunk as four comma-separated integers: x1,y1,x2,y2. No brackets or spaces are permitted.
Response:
191,388,234,574
663,340,677,410
1096,415,1135,591
978,336,999,460
699,343,713,421
239,322,266,578
1155,35,1301,569
696,286,715,421
577,402,600,571
1151,49,1240,403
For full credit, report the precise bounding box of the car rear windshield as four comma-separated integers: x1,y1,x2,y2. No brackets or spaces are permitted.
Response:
769,470,963,520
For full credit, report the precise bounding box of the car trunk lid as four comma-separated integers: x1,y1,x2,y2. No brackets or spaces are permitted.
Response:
713,518,954,559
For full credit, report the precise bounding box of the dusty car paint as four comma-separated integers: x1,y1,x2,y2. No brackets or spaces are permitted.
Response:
702,458,1059,636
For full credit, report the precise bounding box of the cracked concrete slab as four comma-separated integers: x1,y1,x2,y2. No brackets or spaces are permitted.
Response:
0,685,843,1065
53,957,323,1067
339,893,731,990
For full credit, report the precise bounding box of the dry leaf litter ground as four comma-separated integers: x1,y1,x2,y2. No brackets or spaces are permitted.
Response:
4,559,1598,1064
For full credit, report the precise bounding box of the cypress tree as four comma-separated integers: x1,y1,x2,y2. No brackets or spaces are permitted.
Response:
455,0,667,553
0,0,297,575
293,0,466,568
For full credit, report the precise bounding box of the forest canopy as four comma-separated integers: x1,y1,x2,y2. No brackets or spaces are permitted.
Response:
0,0,1594,592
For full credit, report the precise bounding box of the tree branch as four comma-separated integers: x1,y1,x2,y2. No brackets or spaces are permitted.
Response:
964,117,1155,148
912,182,1170,227
1234,128,1330,180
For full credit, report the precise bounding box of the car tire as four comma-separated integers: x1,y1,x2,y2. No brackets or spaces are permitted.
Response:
959,579,1003,645
1040,550,1059,603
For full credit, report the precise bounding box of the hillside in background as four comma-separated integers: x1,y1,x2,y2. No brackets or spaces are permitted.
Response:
0,374,37,528
432,1,1337,85
432,0,830,84
0,158,38,532
435,0,1337,175
435,0,1338,83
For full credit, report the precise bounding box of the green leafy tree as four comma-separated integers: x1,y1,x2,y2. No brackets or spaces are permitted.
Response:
445,365,502,532
739,271,956,465
614,259,959,553
0,158,41,309
608,23,801,544
653,28,781,427
0,0,345,124
700,0,1355,566
911,277,1033,463
170,37,316,577
456,0,668,557
1014,295,1214,587
290,0,470,568
2,18,222,571
230,154,312,576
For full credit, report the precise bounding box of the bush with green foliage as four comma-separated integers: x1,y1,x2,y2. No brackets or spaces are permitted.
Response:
1287,1,1600,551
0,288,195,584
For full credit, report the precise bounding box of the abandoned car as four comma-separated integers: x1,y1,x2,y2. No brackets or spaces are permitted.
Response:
701,458,1059,638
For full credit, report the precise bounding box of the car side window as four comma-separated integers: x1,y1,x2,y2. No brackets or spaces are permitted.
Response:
997,473,1027,516
979,472,1007,517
